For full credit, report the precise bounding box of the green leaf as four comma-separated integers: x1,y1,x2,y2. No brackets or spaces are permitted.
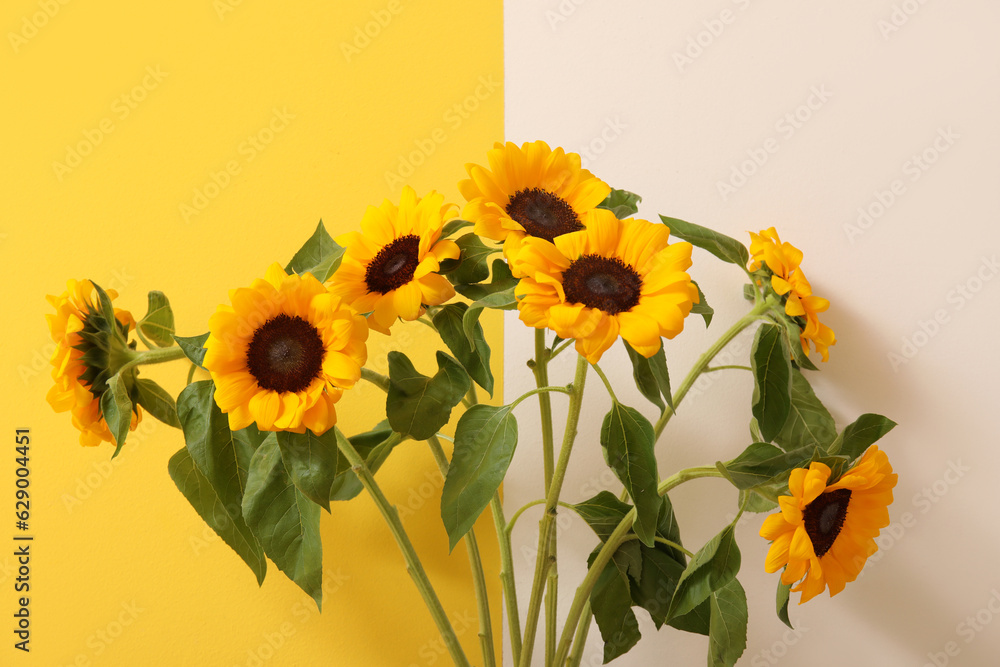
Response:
445,233,496,284
751,323,792,443
101,374,133,457
631,546,685,628
173,332,210,368
242,436,323,608
284,220,345,282
454,258,518,302
329,423,400,503
441,218,474,238
720,442,814,491
667,524,741,620
386,351,470,441
138,291,175,347
659,216,750,267
597,188,642,219
624,342,672,413
691,281,714,328
590,556,641,663
177,381,257,521
433,303,494,396
600,402,660,547
668,600,712,636
90,281,118,332
776,581,793,629
779,316,819,371
276,429,340,512
740,489,778,514
773,368,837,452
134,378,181,428
827,413,897,460
462,287,517,349
168,448,266,584
441,404,518,551
573,491,633,543
708,579,748,667
655,493,687,566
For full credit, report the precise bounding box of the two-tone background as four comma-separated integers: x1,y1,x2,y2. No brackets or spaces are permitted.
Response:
3,1,997,665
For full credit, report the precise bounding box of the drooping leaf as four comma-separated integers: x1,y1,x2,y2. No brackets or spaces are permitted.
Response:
284,220,345,282
631,546,685,628
708,579,748,667
720,442,814,491
573,491,633,543
386,351,470,441
276,429,341,512
462,287,517,348
138,291,175,347
624,342,673,413
590,555,642,663
773,368,837,452
827,413,897,460
134,378,181,428
441,404,518,550
242,436,323,608
454,258,518,302
174,332,210,368
777,581,793,628
168,448,266,584
597,188,642,219
691,281,714,328
751,323,792,443
601,402,660,547
102,373,134,457
177,381,257,521
433,303,494,396
667,524,741,621
659,216,750,267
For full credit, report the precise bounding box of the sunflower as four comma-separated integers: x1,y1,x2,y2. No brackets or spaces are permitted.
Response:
203,263,368,435
329,186,459,334
760,446,897,604
515,209,698,363
46,279,141,447
749,227,836,361
458,140,611,271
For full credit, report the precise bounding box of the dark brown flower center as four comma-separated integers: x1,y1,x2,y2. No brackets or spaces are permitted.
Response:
365,234,420,294
803,488,852,557
562,254,642,315
505,188,583,241
246,314,325,393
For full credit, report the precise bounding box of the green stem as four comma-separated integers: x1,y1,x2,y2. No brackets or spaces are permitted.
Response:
549,337,575,360
705,364,752,373
428,436,495,667
519,355,589,667
186,363,197,386
336,433,471,667
504,499,576,540
491,493,522,665
360,367,391,393
553,465,727,665
116,345,188,376
652,296,776,442
567,600,593,667
135,327,155,350
590,362,619,403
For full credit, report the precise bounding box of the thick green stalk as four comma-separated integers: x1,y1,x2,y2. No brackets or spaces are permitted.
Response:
491,493,522,664
428,436,496,667
336,433,471,667
518,355,589,667
567,600,593,667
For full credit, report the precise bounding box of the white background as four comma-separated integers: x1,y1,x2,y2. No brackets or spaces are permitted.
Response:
503,1,1000,665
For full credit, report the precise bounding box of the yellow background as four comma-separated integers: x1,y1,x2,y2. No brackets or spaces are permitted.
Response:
1,0,503,664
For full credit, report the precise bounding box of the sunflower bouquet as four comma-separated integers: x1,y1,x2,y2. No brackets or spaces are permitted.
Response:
45,140,897,666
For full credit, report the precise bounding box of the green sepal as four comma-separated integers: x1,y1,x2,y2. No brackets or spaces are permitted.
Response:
168,447,266,585
138,291,175,347
284,220,345,282
441,404,518,551
691,281,714,328
386,351,470,441
173,332,210,369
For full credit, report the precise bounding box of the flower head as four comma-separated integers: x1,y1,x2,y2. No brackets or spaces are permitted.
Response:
46,279,141,447
760,446,897,604
459,140,611,270
515,209,698,363
329,186,459,334
749,227,836,361
203,263,368,435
